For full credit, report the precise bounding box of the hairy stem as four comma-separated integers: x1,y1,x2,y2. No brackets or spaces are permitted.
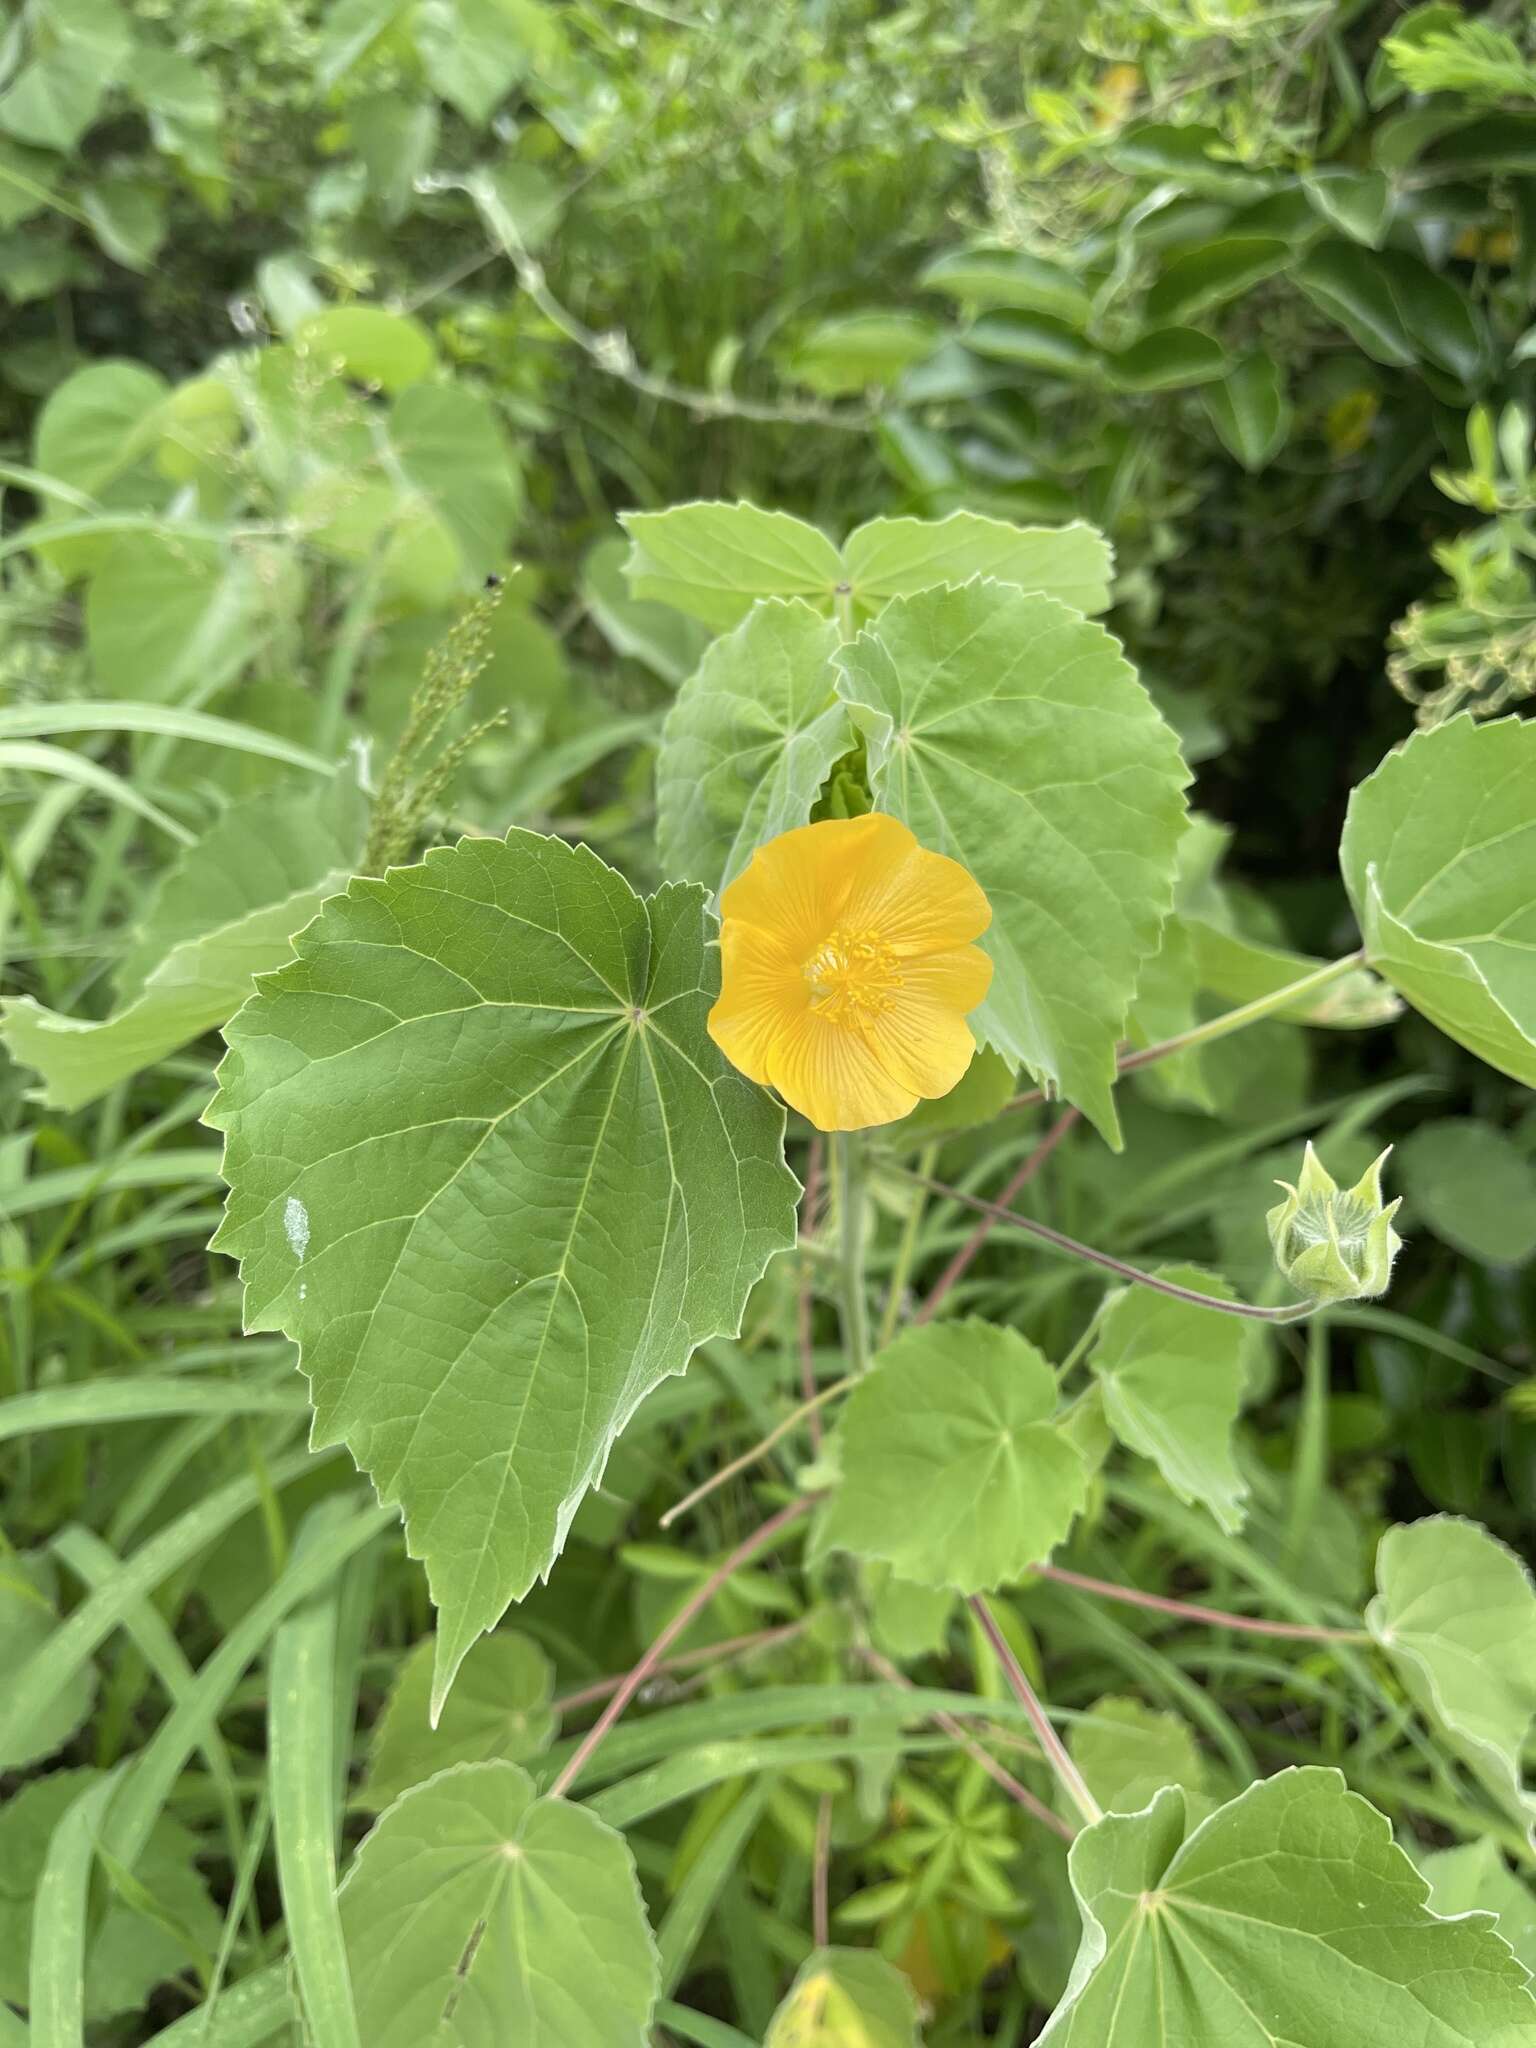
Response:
548,1497,813,1798
970,1596,1102,1828
1007,950,1369,1112
916,1108,1079,1324
1036,1563,1368,1643
901,1170,1311,1324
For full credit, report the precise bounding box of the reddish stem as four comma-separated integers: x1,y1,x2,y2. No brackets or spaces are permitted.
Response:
552,1620,808,1715
970,1595,1102,1827
915,1107,1079,1324
1036,1563,1367,1643
548,1496,813,1798
861,1647,1074,1842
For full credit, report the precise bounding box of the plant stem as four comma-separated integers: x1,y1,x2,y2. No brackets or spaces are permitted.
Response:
861,1647,1075,1843
548,1496,813,1798
880,1142,937,1345
901,1170,1312,1324
659,1379,853,1527
835,1132,871,1373
552,1619,809,1716
798,1137,824,1448
1007,951,1369,1111
1285,1313,1331,1571
915,1108,1079,1325
1034,1564,1368,1643
812,1794,832,1947
833,583,857,641
970,1596,1102,1828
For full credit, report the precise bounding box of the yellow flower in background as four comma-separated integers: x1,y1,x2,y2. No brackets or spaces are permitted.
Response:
708,814,993,1131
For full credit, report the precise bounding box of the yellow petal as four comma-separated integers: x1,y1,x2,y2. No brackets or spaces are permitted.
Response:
718,814,917,955
707,922,806,1087
869,991,981,1102
897,943,994,1013
840,839,991,956
768,1008,918,1131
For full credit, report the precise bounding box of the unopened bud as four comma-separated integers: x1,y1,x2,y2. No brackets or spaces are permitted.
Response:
1266,1143,1401,1305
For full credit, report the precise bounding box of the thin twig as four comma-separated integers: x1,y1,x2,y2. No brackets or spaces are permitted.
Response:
1007,950,1368,1112
970,1596,1102,1828
861,1648,1075,1843
551,1619,810,1715
812,1794,832,1947
915,1107,1079,1324
548,1497,814,1798
1036,1564,1368,1643
902,1171,1311,1324
659,1380,852,1528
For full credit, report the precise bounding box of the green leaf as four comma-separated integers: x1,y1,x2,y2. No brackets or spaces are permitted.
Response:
1088,1266,1251,1534
1340,716,1536,1086
207,830,798,1711
0,0,130,151
1420,1840,1536,1979
0,1770,219,2019
2,774,368,1111
1200,354,1291,472
1068,1697,1209,1819
1297,243,1486,384
622,502,845,632
80,176,167,270
764,1946,921,2047
582,535,712,684
390,380,522,584
966,310,1099,379
622,500,1109,634
1039,1769,1536,2044
85,532,269,701
841,512,1112,618
361,1630,555,1809
294,306,437,393
0,1553,96,1771
1302,168,1394,247
338,1761,658,2045
1144,237,1289,325
1367,1515,1536,1837
823,1320,1089,1595
1397,1118,1536,1265
787,312,940,396
656,600,848,895
30,358,170,575
919,244,1092,325
415,0,555,127
1107,327,1228,392
833,580,1188,1144
886,1045,1016,1145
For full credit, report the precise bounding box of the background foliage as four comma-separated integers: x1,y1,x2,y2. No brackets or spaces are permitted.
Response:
4,0,1536,2042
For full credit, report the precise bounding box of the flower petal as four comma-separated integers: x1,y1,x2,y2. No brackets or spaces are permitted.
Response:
718,815,917,956
841,840,992,956
768,1009,918,1131
868,983,983,1103
896,944,994,1013
707,922,806,1087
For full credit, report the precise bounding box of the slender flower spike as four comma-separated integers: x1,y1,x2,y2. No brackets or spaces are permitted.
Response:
707,814,993,1132
1266,1142,1402,1305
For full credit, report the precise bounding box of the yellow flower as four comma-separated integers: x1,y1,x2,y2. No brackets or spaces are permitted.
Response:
707,814,993,1132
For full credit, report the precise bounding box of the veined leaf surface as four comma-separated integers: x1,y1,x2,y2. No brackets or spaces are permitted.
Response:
208,830,798,1711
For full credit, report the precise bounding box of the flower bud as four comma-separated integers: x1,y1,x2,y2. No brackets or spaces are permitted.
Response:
1266,1143,1401,1305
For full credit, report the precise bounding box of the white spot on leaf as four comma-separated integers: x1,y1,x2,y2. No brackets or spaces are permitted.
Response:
283,1196,310,1263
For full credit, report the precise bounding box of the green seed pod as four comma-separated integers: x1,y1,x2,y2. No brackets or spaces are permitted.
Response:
1266,1142,1402,1305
